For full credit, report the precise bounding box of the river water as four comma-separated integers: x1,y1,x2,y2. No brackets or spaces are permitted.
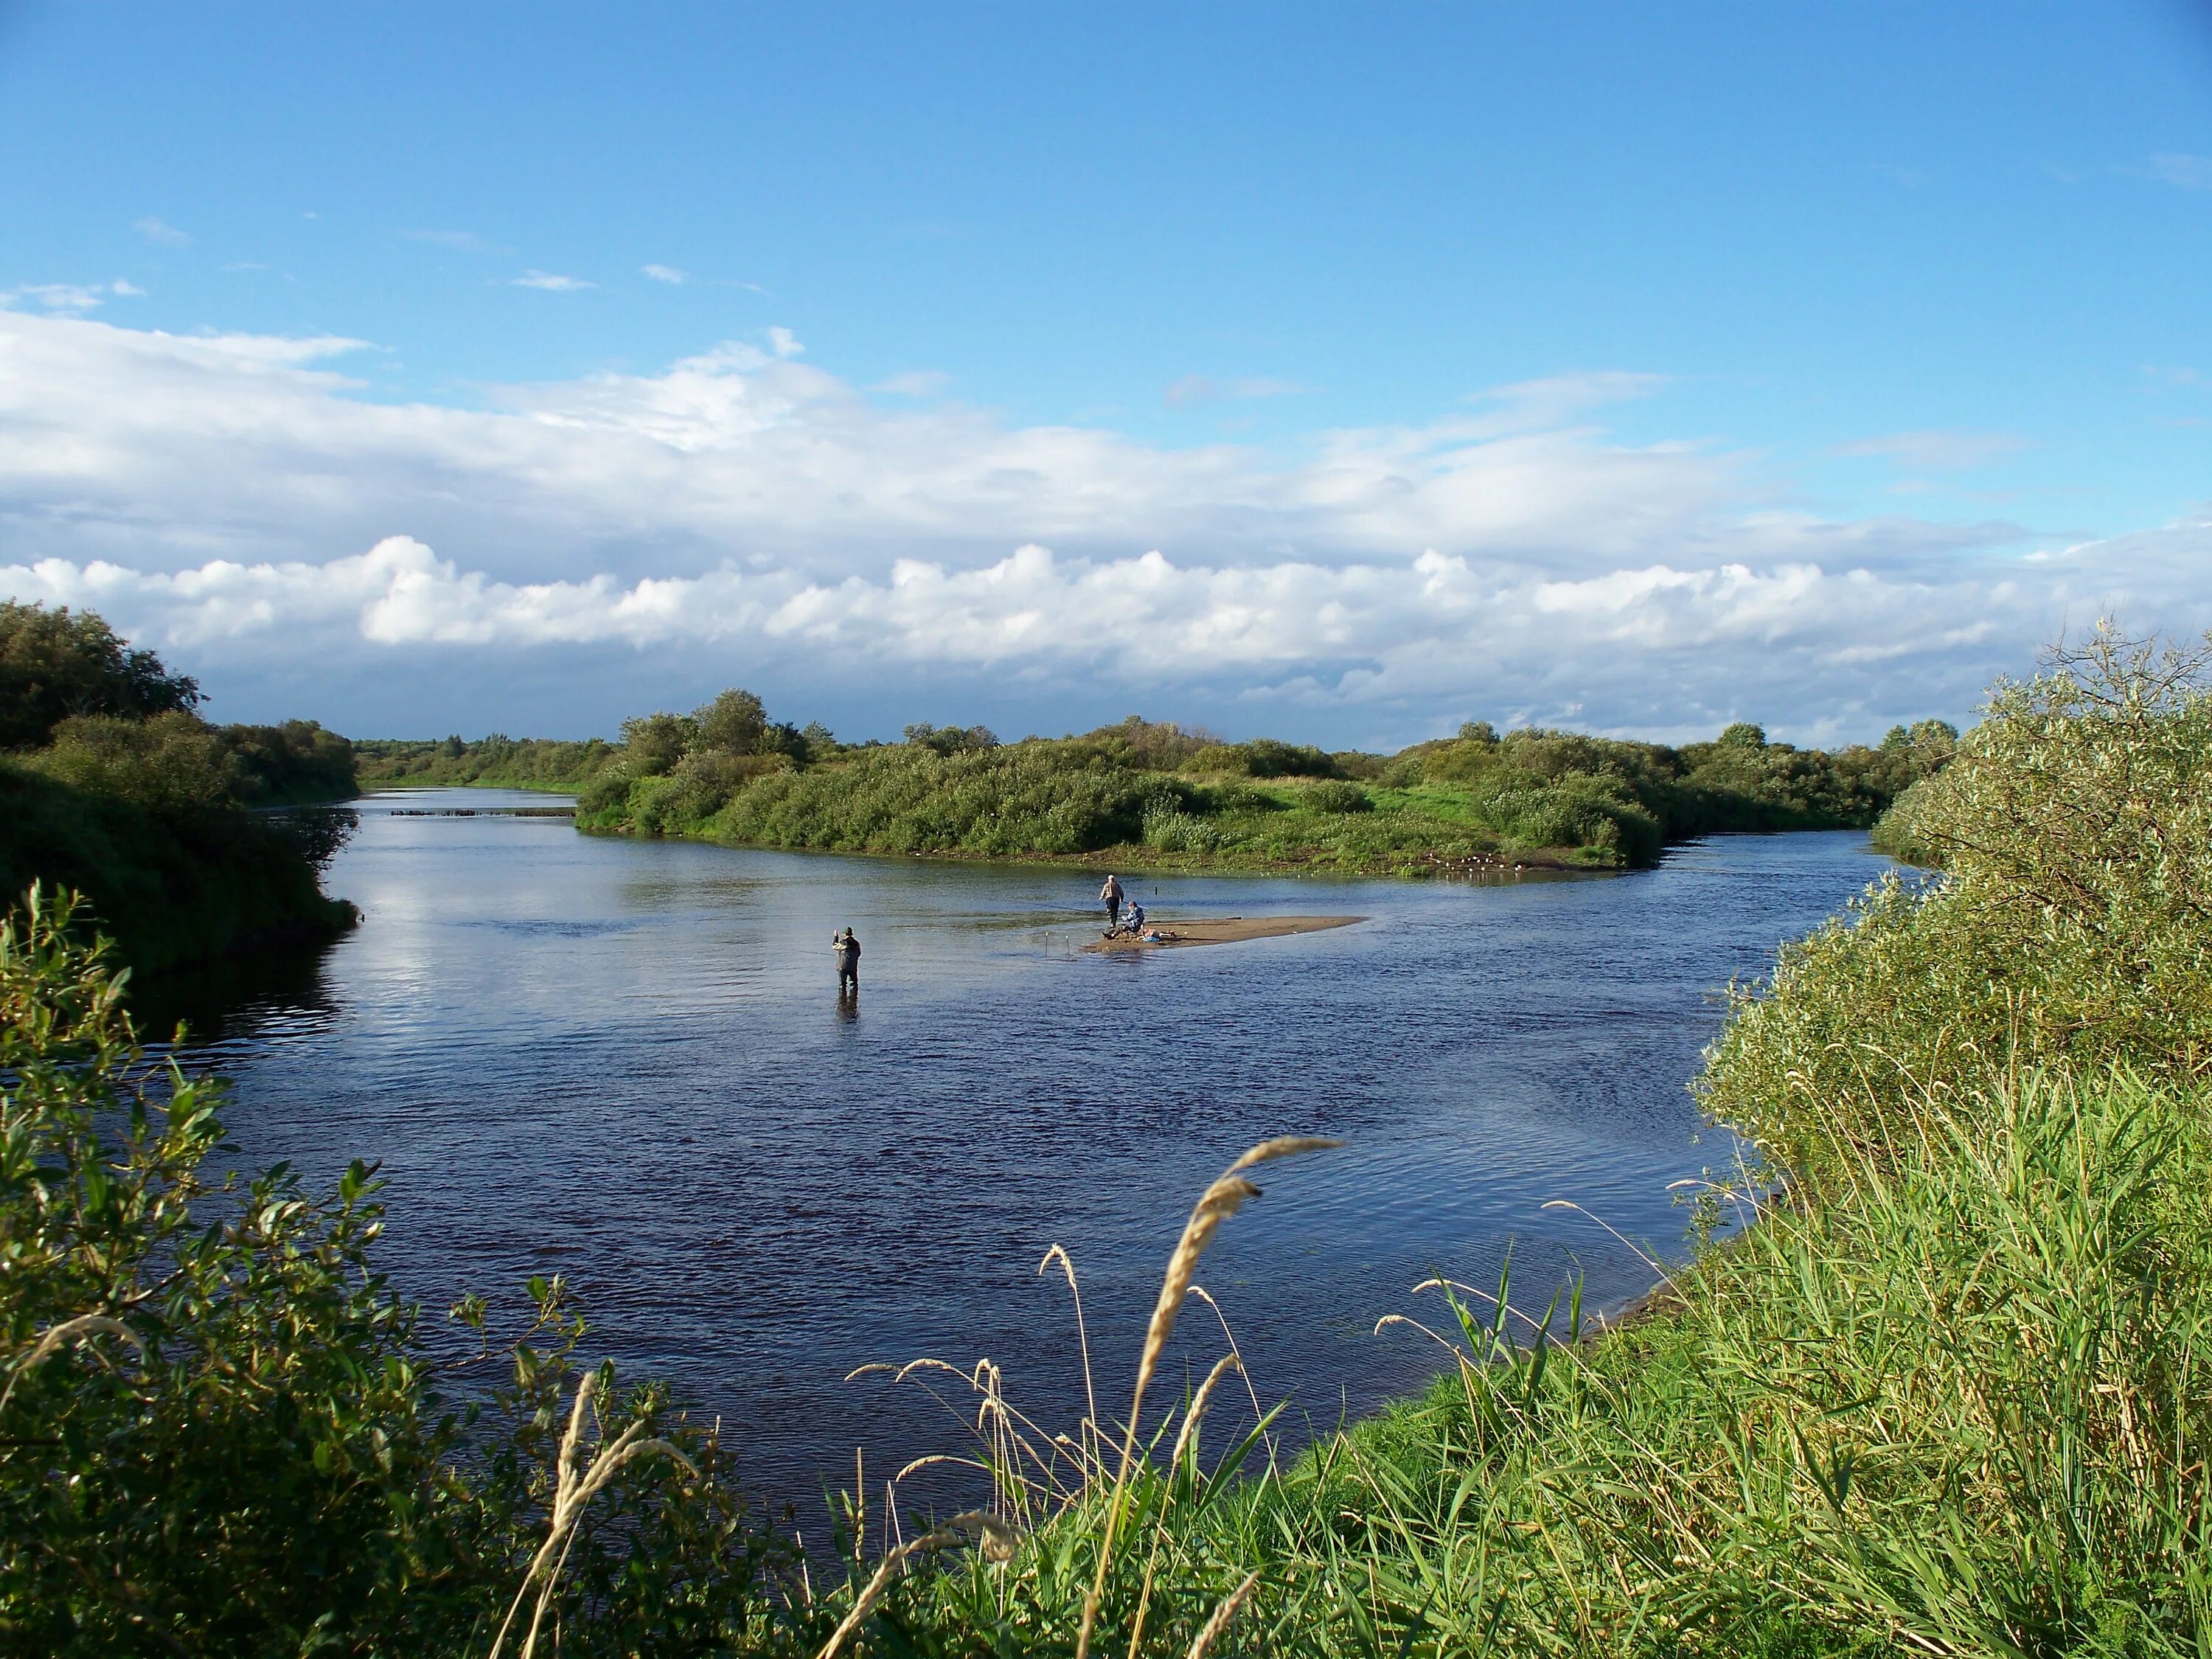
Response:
161,792,1888,1514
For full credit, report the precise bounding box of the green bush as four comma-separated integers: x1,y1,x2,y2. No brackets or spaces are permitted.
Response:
0,602,201,750
355,734,612,792
1705,628,2212,1186
1300,779,1371,814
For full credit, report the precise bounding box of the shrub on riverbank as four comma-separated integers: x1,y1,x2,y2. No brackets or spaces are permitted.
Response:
574,698,1941,872
0,605,358,971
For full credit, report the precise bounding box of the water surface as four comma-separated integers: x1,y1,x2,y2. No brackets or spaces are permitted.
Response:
173,793,1888,1511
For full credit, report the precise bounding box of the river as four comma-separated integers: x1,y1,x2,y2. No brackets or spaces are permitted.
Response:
161,791,1890,1516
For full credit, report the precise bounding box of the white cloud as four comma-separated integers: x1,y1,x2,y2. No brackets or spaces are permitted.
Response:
641,263,689,285
0,309,2202,742
133,216,189,246
2150,153,2212,191
1834,429,2031,472
766,326,804,359
0,280,142,314
510,271,594,291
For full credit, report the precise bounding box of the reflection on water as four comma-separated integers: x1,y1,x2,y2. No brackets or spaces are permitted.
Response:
164,789,1891,1511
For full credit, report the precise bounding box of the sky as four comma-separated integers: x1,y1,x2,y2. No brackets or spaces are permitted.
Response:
2,1,2210,748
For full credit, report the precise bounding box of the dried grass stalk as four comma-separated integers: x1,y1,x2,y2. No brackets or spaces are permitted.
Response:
816,1509,1012,1659
1169,1353,1243,1470
488,1370,697,1659
1186,1571,1261,1659
1074,1136,1338,1659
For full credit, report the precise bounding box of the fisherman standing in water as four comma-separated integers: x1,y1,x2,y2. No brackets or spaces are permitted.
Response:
1100,873,1124,931
833,927,860,996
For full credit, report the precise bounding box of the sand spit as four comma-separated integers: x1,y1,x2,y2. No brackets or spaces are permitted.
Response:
1082,915,1366,953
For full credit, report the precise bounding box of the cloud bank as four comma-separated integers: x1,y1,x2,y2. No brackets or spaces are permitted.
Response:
0,309,2203,743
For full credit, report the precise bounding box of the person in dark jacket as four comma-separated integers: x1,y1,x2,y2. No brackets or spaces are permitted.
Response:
833,927,860,995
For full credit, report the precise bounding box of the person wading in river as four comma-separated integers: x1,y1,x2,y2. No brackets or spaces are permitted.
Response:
833,927,860,995
1100,874,1124,931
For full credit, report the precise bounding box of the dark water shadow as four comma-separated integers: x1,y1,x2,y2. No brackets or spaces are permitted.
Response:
128,928,346,1045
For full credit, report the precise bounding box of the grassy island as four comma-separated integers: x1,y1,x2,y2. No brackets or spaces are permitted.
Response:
542,692,1959,874
0,603,358,972
6,628,2206,1655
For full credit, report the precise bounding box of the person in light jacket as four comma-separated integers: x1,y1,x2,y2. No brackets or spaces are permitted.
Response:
1099,874,1124,929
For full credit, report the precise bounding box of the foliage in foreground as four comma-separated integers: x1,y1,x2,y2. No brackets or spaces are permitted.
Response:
568,696,1955,872
0,889,813,1657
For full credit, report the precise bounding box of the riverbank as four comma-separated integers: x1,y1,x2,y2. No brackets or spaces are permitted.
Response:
392,703,1950,874
0,605,361,972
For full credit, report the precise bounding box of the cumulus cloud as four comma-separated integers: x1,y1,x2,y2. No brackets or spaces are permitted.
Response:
510,270,594,291
133,216,189,246
641,263,689,284
0,308,2202,742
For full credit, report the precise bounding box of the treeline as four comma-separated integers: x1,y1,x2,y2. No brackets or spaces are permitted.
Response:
355,733,621,791
569,689,1958,872
7,632,2205,1654
0,604,358,970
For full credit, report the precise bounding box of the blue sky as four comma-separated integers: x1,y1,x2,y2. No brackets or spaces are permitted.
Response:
2,1,2210,745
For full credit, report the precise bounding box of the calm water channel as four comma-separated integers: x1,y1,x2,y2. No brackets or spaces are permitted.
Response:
161,791,1889,1514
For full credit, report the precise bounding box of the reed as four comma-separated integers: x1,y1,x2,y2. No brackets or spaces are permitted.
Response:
489,1369,696,1659
1075,1135,1338,1659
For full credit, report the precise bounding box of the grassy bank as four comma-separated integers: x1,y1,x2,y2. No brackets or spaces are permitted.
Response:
569,698,1955,873
0,605,358,972
7,634,2202,1655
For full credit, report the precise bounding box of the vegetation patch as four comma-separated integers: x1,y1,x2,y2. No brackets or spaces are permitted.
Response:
568,705,1955,874
0,605,358,971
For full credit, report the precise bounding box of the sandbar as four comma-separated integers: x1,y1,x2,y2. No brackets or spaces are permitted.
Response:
1082,914,1366,952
